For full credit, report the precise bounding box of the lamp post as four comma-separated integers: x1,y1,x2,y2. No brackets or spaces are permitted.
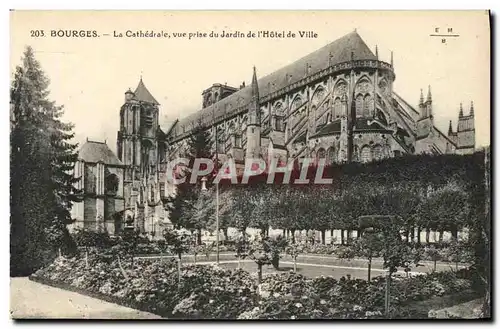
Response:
201,176,219,264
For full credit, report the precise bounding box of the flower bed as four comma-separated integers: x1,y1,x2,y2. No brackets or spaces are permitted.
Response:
31,254,477,319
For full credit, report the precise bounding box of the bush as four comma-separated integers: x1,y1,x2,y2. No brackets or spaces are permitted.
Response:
32,253,475,319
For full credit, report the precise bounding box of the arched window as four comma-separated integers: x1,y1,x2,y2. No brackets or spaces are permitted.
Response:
290,96,302,115
317,148,326,163
235,134,242,148
327,146,336,165
333,97,341,119
363,94,373,117
276,117,284,131
355,94,364,117
372,144,383,161
105,174,119,195
360,146,372,163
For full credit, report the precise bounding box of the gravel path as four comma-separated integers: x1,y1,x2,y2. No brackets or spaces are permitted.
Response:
10,277,162,319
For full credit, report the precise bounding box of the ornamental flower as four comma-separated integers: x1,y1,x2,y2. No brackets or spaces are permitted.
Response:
273,292,280,298
209,299,214,304
291,315,296,319
320,299,327,305
295,303,303,308
353,305,363,312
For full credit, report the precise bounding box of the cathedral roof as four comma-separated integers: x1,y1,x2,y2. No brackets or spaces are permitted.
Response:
173,31,376,138
78,140,123,166
134,78,160,105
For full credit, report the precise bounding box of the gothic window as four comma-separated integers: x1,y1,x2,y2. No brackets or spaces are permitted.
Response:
327,146,336,165
276,117,284,132
363,94,373,117
372,144,383,161
235,134,242,148
141,108,154,128
360,145,372,163
333,97,341,119
105,173,119,196
378,79,388,94
141,140,153,174
150,184,155,202
291,96,302,115
334,81,347,97
317,148,326,163
312,88,325,106
355,94,364,117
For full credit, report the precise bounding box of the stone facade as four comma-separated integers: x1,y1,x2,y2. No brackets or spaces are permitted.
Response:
166,31,475,168
71,31,476,235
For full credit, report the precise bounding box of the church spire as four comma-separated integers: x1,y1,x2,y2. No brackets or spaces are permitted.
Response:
426,85,432,103
459,103,464,118
448,120,453,135
419,89,424,106
390,51,394,67
251,66,259,100
249,66,260,127
470,101,474,116
375,45,379,59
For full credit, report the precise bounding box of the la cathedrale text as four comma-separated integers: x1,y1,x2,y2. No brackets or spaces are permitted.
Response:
113,30,318,39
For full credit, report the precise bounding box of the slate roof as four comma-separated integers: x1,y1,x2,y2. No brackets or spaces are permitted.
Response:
173,31,376,138
134,79,160,105
78,141,123,166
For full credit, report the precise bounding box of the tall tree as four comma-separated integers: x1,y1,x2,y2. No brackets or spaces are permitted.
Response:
10,46,81,275
165,123,213,234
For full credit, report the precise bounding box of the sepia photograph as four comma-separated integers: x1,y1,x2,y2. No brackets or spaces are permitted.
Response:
9,10,491,320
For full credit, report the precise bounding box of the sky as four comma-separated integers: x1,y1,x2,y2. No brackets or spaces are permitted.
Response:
10,10,490,150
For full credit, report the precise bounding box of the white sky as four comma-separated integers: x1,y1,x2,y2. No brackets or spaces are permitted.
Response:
10,10,490,150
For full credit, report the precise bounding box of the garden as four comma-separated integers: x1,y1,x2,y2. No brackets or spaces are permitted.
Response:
30,152,490,319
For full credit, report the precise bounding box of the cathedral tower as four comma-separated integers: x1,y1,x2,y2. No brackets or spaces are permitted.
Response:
456,101,475,154
117,78,162,233
416,86,434,139
246,67,261,159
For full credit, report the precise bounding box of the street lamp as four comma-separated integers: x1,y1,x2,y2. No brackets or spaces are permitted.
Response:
201,176,219,264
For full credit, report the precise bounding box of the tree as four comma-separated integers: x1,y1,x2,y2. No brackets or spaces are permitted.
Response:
234,233,250,269
163,228,191,261
224,186,260,235
190,188,215,244
285,240,306,272
10,46,81,276
165,123,213,232
352,228,384,282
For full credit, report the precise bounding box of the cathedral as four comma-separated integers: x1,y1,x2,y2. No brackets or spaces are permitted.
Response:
70,30,476,235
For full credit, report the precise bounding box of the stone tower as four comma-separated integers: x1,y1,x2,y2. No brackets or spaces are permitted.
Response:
245,67,261,159
117,78,162,233
416,86,434,138
456,101,475,154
